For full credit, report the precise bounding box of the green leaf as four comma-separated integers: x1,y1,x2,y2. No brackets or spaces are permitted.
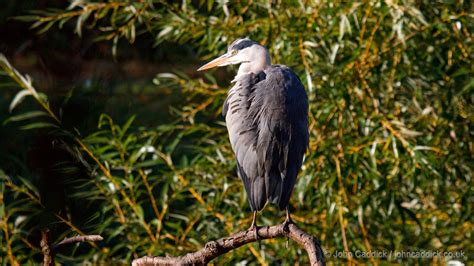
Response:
3,111,48,125
13,15,40,22
16,175,40,199
0,81,19,88
36,21,56,35
20,122,58,130
9,90,32,112
119,115,136,138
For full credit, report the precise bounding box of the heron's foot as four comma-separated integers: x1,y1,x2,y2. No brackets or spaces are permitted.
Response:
249,223,260,241
282,208,294,248
282,218,293,248
249,211,260,241
283,215,294,227
282,208,295,229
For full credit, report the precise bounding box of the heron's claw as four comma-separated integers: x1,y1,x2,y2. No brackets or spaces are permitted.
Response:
283,207,294,228
250,224,259,241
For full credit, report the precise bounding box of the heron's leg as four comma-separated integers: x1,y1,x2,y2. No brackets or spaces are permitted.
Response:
283,207,294,248
249,211,259,241
250,211,257,228
283,207,294,225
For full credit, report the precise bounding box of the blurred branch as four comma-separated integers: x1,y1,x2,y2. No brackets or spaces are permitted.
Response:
15,1,154,53
40,231,53,265
54,235,103,249
42,2,126,22
132,222,325,266
1,214,19,266
40,230,103,266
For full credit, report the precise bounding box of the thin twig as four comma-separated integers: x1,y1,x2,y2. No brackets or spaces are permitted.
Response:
132,222,325,266
54,235,103,249
54,214,100,249
2,216,19,266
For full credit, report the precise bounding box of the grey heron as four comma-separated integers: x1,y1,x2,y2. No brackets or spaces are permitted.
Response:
198,38,309,237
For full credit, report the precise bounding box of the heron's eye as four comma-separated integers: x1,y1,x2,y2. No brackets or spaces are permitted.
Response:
231,50,238,56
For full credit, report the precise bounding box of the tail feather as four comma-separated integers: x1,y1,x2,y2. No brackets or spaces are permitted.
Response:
277,165,298,210
266,170,283,205
251,177,266,211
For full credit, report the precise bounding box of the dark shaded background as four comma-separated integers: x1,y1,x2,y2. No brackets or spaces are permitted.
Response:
0,3,198,252
0,0,201,177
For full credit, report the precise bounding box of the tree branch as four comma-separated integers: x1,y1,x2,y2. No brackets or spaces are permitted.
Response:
132,222,325,265
40,230,104,266
54,235,104,249
40,230,53,266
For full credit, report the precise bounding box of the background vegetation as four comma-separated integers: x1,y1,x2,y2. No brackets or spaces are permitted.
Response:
1,1,472,265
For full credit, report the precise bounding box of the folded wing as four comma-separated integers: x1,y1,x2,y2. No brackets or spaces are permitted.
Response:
224,65,309,211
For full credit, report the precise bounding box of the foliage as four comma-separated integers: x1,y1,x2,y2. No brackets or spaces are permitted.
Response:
1,1,473,265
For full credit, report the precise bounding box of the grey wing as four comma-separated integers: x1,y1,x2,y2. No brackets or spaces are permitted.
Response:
224,66,308,211
253,65,309,210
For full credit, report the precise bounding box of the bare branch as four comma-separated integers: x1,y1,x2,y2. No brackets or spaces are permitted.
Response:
40,230,104,266
54,235,104,249
40,230,53,266
132,222,325,266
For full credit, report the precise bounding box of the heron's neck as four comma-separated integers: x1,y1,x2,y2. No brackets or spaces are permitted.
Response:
237,54,271,76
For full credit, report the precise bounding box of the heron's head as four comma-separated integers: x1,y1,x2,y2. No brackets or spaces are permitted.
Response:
197,38,270,72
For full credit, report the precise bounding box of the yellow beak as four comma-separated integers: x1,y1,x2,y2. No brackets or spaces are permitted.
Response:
197,53,233,71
